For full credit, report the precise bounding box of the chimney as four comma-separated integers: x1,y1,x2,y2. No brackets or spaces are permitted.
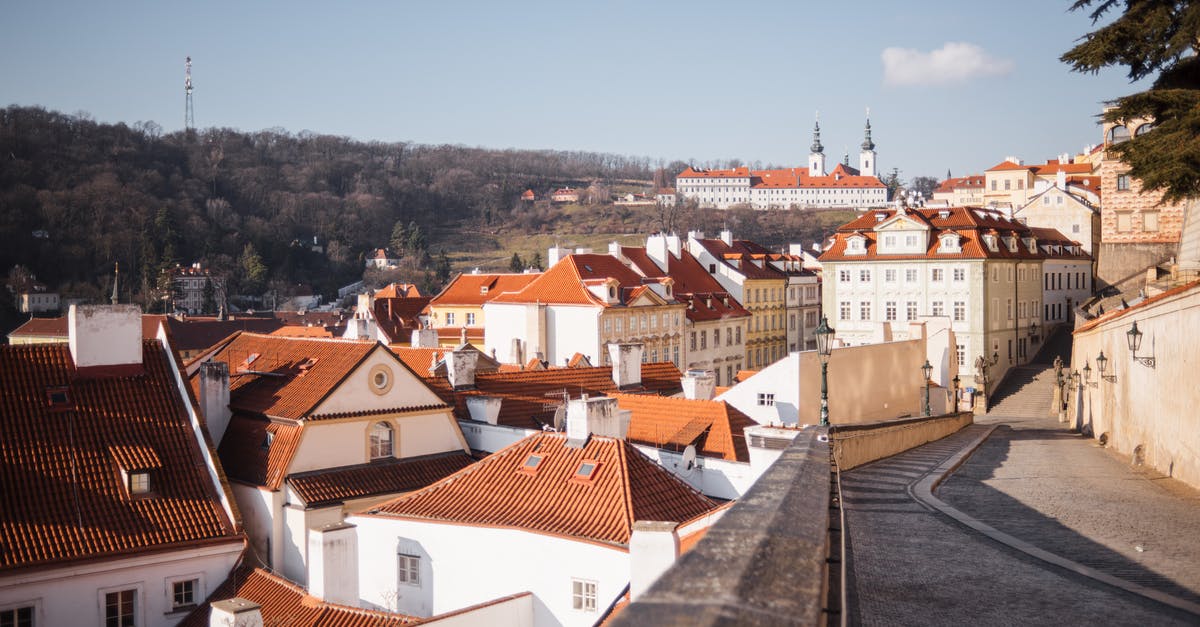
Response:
511,337,525,365
666,234,682,257
1056,169,1066,190
447,347,479,390
68,304,143,373
307,522,359,606
646,234,669,268
607,342,644,389
566,395,630,445
630,521,681,601
199,361,232,445
209,598,262,627
548,246,571,267
410,328,438,348
356,293,373,319
466,395,502,425
719,229,733,246
681,370,716,400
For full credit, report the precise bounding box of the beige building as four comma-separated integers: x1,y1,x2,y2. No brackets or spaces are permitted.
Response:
983,154,1098,210
426,272,540,348
931,174,985,207
819,206,1083,399
1015,175,1101,257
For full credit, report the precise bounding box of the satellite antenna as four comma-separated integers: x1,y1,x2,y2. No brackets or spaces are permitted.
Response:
681,445,697,472
552,405,566,431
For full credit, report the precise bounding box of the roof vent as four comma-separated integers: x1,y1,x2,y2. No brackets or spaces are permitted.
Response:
938,210,950,219
46,386,72,412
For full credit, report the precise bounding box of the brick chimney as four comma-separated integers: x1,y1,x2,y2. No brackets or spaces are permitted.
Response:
608,342,644,389
209,598,262,627
307,522,359,606
199,361,232,445
68,304,143,375
566,395,630,446
630,521,681,601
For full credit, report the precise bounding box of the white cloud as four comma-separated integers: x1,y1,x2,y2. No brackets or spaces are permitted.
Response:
881,42,1014,87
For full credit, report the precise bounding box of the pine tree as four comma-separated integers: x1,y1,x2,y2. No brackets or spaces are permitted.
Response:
509,253,524,273
1062,0,1200,202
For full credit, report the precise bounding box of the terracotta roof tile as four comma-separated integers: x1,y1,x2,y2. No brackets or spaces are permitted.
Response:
179,566,417,627
430,273,540,306
270,326,334,338
0,341,238,571
288,452,475,508
365,432,717,546
426,362,683,429
488,254,653,307
611,393,757,462
194,333,378,420
619,246,751,322
372,297,431,344
374,283,422,298
218,413,305,489
391,347,443,375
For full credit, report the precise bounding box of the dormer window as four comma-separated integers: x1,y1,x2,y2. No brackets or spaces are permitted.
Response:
1004,236,1018,253
939,233,961,253
1023,237,1037,253
261,431,274,451
110,444,161,497
480,286,489,295
938,210,950,219
984,234,998,252
369,421,394,460
846,235,867,255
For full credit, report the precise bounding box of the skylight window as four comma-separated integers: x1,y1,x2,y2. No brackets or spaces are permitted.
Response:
521,454,543,474
572,460,601,483
46,386,72,411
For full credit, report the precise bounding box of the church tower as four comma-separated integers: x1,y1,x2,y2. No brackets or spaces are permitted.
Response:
859,109,877,177
808,115,826,177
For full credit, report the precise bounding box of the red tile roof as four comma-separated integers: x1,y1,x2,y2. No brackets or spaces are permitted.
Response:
0,341,240,572
679,164,885,190
6,315,285,355
5,316,67,338
288,452,476,508
219,413,305,489
1032,160,1093,176
987,160,1033,172
364,432,717,546
372,297,431,344
431,273,540,306
374,283,422,298
611,393,756,462
426,362,684,430
934,175,985,193
193,333,380,420
488,254,653,307
179,566,417,627
678,166,751,179
392,346,444,375
692,238,787,280
619,246,751,322
270,326,334,338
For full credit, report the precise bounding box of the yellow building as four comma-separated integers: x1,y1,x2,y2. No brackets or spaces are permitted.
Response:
426,272,540,348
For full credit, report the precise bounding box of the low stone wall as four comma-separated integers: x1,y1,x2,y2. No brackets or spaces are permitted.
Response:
831,412,974,471
612,428,833,626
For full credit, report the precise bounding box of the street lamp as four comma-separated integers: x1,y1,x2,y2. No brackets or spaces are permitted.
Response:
815,315,834,427
1096,351,1116,382
921,359,933,416
1030,319,1039,344
1126,321,1155,367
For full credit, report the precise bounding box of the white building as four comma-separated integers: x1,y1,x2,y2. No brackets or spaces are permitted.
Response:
1016,171,1102,257
348,400,721,627
187,333,473,585
675,117,887,210
0,305,244,627
483,252,687,368
819,206,1087,398
1031,227,1093,332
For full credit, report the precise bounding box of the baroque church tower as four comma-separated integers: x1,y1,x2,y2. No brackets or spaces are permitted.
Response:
859,109,877,177
808,115,826,177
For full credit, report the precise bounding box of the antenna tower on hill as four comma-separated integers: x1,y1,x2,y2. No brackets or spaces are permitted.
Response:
185,56,195,131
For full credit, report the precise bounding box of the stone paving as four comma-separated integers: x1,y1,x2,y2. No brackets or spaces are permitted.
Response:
941,410,1200,607
842,425,1198,626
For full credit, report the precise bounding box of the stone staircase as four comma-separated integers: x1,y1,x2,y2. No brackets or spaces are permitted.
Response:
985,365,1057,418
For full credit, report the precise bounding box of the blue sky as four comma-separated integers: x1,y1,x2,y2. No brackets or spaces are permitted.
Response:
1,0,1142,180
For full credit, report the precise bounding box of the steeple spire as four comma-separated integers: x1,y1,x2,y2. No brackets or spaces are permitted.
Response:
861,108,875,151
110,263,119,305
810,112,824,154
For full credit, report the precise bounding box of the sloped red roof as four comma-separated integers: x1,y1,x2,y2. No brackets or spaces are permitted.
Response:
692,238,787,280
392,347,443,375
0,341,239,572
934,175,985,193
6,315,285,355
179,566,417,627
426,362,684,430
430,273,540,306
819,207,1059,262
288,452,476,508
364,432,717,546
1032,160,1093,176
371,297,430,344
193,333,379,420
218,413,306,489
374,283,421,298
5,316,67,338
620,246,750,321
270,326,334,338
987,160,1033,172
678,166,751,179
488,254,650,307
612,393,757,462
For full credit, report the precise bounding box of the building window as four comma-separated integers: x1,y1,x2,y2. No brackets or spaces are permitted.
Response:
932,301,944,317
369,422,394,460
398,554,421,586
1116,174,1130,191
673,345,680,366
0,606,33,627
1072,224,1080,233
757,393,775,406
953,301,966,322
690,332,697,351
839,270,850,283
572,579,597,612
127,471,150,495
445,312,455,326
953,267,965,282
1006,299,1013,320
172,579,198,611
884,269,896,282
859,269,871,282
466,312,476,326
700,331,707,350
906,301,918,320
603,318,611,333
839,301,850,321
615,317,623,333
105,590,136,627
905,268,917,282
1143,211,1160,232
714,328,721,345
885,301,897,321
1004,180,1011,191
956,344,966,366
931,268,943,282
735,327,741,344
1117,212,1132,232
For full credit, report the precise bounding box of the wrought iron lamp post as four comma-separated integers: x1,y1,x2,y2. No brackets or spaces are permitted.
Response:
1096,351,1116,383
1127,321,1155,367
921,359,933,416
952,375,960,411
815,315,834,427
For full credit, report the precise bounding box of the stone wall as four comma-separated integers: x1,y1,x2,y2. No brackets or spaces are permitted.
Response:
831,411,974,470
1095,242,1178,290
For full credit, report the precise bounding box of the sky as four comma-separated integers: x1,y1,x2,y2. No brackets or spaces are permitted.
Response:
0,0,1145,181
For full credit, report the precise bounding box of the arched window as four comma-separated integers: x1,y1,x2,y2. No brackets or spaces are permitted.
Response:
369,421,393,460
1134,123,1153,137
1107,125,1130,144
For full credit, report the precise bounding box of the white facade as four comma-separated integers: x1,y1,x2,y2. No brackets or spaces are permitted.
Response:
350,516,623,627
716,352,800,426
1042,258,1092,330
0,542,242,627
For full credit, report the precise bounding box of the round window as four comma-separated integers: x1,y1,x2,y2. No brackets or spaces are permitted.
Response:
368,364,394,395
